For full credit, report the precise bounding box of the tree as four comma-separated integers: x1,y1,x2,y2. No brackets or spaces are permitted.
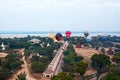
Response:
62,64,74,73
24,50,32,58
62,44,83,73
10,61,23,70
91,54,110,80
0,58,2,66
74,56,83,62
0,68,12,80
112,56,120,67
115,45,120,49
95,46,99,50
109,65,120,76
51,72,73,80
2,53,23,70
39,56,49,63
114,52,120,56
63,50,71,56
5,53,19,62
64,55,74,64
15,72,26,80
102,73,119,80
30,55,39,62
100,48,105,54
112,52,120,67
31,62,45,73
74,61,88,80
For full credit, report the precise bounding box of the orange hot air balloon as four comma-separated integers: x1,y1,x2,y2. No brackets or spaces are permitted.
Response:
65,31,71,38
55,33,62,41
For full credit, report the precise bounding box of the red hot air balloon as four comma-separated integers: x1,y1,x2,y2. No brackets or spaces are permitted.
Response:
55,33,62,41
65,31,71,38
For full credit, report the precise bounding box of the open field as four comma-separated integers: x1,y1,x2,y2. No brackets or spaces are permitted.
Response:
74,46,99,75
74,46,99,63
0,53,8,57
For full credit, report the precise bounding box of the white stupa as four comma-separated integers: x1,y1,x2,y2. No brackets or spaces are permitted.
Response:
42,42,45,44
1,43,5,50
40,43,44,48
47,43,50,47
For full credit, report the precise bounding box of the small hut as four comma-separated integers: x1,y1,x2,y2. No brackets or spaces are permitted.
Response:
30,38,40,44
107,47,114,55
76,43,82,48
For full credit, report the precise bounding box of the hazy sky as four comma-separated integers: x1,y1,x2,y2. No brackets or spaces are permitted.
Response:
0,0,120,32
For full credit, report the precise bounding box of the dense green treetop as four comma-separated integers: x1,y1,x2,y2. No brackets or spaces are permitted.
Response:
31,62,45,73
112,52,120,67
51,72,73,80
74,61,88,75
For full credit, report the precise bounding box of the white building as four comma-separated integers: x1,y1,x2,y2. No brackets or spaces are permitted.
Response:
30,38,40,43
47,43,50,47
1,43,5,50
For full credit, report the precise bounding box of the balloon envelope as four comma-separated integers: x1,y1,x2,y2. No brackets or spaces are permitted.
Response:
49,32,56,41
86,37,92,43
84,31,89,37
65,31,71,38
55,33,62,41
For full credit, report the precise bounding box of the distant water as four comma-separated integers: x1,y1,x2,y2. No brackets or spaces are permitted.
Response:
0,31,120,38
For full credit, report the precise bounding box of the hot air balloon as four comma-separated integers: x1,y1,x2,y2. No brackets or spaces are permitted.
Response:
65,31,71,38
49,32,56,41
84,31,89,38
55,33,62,41
86,37,92,43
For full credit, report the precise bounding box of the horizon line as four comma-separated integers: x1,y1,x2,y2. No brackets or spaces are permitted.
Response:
0,31,120,32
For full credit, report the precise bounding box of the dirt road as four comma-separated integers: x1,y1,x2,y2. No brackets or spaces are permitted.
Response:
8,49,36,80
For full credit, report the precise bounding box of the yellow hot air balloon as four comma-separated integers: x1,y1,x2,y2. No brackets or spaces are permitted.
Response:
49,32,56,41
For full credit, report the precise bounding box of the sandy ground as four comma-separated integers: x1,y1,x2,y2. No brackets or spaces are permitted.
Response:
74,46,99,63
0,52,8,57
74,46,99,75
74,46,116,80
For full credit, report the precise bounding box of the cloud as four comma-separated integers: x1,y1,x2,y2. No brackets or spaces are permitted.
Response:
0,0,120,31
1,0,120,12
